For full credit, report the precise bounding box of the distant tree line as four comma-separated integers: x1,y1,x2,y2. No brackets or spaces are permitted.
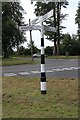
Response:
60,34,80,55
16,41,40,56
13,33,80,56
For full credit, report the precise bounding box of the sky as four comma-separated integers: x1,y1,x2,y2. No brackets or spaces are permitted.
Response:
20,0,79,49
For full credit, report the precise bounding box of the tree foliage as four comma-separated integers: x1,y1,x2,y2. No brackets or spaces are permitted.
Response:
27,40,39,54
2,2,26,58
17,44,39,56
60,34,80,55
75,1,80,40
44,34,80,56
45,46,53,55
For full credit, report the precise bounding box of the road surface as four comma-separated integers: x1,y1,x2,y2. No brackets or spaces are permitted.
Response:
2,58,80,78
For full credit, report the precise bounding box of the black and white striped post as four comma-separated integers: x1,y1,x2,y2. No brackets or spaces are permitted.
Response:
40,20,46,94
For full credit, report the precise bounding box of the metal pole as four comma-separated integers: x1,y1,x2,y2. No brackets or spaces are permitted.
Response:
40,21,46,94
29,19,33,61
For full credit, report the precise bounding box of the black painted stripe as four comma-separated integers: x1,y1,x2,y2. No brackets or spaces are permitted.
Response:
41,55,45,64
41,90,46,94
41,72,46,78
41,77,46,82
41,38,44,46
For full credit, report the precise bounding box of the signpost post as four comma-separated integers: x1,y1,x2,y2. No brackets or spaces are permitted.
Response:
40,19,46,94
31,10,54,94
29,19,33,61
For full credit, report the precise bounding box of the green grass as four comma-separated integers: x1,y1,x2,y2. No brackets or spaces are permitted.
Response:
1,55,80,66
47,55,80,59
2,77,78,118
1,57,39,66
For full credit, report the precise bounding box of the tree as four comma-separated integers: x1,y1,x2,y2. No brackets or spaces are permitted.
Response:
45,46,53,55
18,46,25,55
56,2,68,55
60,34,80,55
27,41,39,54
34,1,68,56
75,1,80,40
2,2,26,58
60,33,72,55
0,2,2,56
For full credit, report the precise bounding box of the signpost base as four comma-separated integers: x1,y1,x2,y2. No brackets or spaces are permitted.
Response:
41,91,46,94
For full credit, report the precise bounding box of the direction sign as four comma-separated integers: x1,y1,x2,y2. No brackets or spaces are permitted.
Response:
44,25,56,32
31,0,67,3
31,25,41,30
41,9,53,22
31,9,53,25
19,25,41,31
31,18,39,25
20,25,56,32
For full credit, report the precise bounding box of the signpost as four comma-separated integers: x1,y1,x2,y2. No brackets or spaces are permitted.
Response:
20,10,56,94
30,0,68,94
33,10,54,94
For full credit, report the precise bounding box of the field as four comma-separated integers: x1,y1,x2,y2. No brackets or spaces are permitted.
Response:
2,77,78,118
48,56,80,59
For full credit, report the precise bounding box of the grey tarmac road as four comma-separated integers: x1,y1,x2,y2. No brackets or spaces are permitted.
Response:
2,58,80,78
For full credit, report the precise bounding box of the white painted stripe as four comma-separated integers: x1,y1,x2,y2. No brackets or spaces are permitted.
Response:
53,67,79,72
70,67,78,70
41,82,46,91
53,69,59,71
54,68,64,71
56,68,64,71
4,73,17,76
18,72,30,75
46,70,53,72
31,71,40,74
62,67,75,70
41,47,44,54
61,68,71,70
41,64,45,72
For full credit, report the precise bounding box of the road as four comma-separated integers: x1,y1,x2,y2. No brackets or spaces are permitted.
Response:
2,58,80,78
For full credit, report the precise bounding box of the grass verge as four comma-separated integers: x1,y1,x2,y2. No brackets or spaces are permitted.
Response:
47,56,80,59
1,56,80,66
2,58,38,66
2,77,78,118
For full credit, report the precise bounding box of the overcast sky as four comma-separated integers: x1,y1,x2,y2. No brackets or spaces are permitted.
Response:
20,0,79,49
